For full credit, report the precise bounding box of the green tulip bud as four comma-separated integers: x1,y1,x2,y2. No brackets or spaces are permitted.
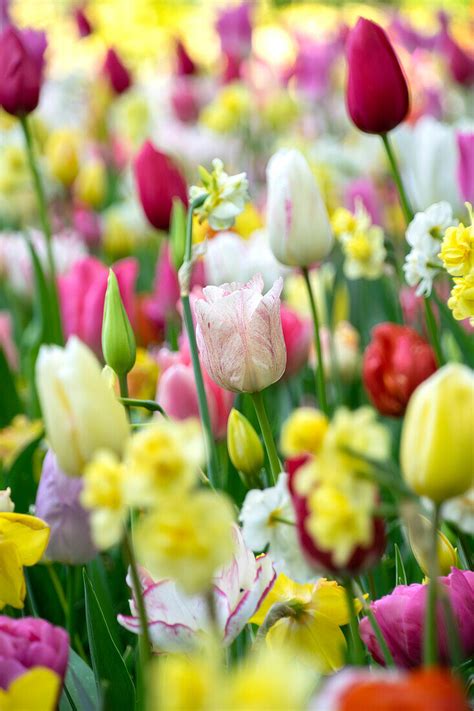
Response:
170,197,187,271
102,269,136,378
227,409,264,489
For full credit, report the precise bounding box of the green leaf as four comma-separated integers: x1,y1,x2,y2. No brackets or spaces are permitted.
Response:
61,649,100,711
86,557,123,650
432,291,474,367
3,434,43,513
0,347,21,427
394,543,408,586
169,198,187,271
83,570,135,711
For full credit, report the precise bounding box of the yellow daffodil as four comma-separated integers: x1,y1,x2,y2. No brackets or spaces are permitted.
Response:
0,513,49,609
251,573,352,673
81,450,127,550
447,273,474,326
232,202,263,239
439,206,474,277
0,668,60,711
280,407,329,458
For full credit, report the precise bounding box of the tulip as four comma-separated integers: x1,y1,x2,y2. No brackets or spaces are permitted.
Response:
344,177,381,225
227,409,264,486
35,336,130,476
74,6,93,38
0,26,46,116
102,269,136,378
102,47,131,95
74,159,107,208
346,18,410,134
280,304,312,379
175,39,196,76
170,79,200,123
59,256,137,357
456,132,474,203
266,149,333,267
134,141,188,232
405,513,458,577
362,323,437,417
441,34,474,87
72,207,101,248
400,364,474,503
0,616,69,690
45,129,80,187
34,451,97,565
359,568,474,667
194,274,286,393
215,2,252,60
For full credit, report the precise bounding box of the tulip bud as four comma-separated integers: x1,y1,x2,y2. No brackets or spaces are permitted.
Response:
227,409,264,488
102,269,136,378
45,129,80,187
401,364,474,503
266,149,333,267
102,47,131,95
74,159,107,208
0,26,47,116
405,508,458,577
346,17,410,134
170,197,187,271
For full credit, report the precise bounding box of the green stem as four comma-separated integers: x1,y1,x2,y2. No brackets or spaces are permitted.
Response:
364,606,395,668
20,114,63,345
343,579,365,665
423,504,441,666
123,529,151,673
381,133,413,223
46,564,67,615
119,397,167,417
424,298,444,366
66,566,76,642
251,390,280,485
302,267,329,416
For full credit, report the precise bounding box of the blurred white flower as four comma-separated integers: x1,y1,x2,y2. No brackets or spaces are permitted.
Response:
190,158,249,230
442,489,474,535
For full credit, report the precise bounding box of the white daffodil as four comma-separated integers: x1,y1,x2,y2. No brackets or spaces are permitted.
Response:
190,158,249,230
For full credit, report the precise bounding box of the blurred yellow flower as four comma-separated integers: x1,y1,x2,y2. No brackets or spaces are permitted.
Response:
135,490,235,594
406,512,458,577
233,202,263,239
439,208,474,277
280,407,328,458
0,668,60,711
262,91,298,132
0,513,49,609
123,419,203,506
251,573,351,673
150,650,219,711
0,416,43,470
81,450,127,550
342,226,386,280
331,206,358,237
111,92,150,147
74,159,107,209
45,128,81,187
127,348,159,401
447,273,474,326
324,406,390,472
200,83,251,134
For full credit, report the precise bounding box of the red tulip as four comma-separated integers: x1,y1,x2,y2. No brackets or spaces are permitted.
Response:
175,39,196,76
102,47,131,94
346,17,409,134
0,25,47,116
287,456,386,575
134,141,188,231
74,7,93,38
363,322,437,417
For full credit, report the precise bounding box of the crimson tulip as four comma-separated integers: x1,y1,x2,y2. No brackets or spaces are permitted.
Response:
74,6,93,38
363,322,437,417
346,17,410,134
102,47,131,94
0,25,46,116
175,39,196,76
134,140,188,232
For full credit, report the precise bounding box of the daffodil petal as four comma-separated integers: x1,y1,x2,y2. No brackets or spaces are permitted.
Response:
310,579,352,626
0,668,60,711
0,539,25,609
0,513,50,566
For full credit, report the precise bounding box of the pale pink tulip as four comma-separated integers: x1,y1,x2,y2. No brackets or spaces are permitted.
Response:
0,311,17,370
195,274,286,393
118,525,275,652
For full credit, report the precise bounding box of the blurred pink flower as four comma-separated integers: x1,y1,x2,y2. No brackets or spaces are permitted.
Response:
118,525,275,652
216,2,252,60
171,78,200,123
0,311,18,371
0,616,69,690
280,304,311,378
359,568,474,667
74,6,93,38
72,206,101,248
175,39,196,76
195,275,286,393
289,33,342,99
102,47,131,94
59,256,138,357
456,132,474,203
344,177,381,225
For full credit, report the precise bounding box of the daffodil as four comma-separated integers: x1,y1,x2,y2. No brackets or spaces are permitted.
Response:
190,159,249,231
280,407,329,458
0,513,49,609
439,212,474,278
251,573,352,673
0,668,60,711
81,450,127,550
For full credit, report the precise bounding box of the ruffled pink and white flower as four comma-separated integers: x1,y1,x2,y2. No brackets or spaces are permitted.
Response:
117,525,276,652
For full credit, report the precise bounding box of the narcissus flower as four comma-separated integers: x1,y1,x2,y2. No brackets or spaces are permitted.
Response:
190,159,249,231
81,450,127,550
439,218,474,278
447,273,474,325
280,408,329,459
118,525,275,651
251,573,353,673
0,513,49,609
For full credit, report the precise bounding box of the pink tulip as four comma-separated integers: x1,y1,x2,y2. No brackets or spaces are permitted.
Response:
74,6,93,38
72,206,101,248
175,39,196,76
344,177,381,225
118,525,275,652
59,256,138,357
102,47,131,94
0,311,18,371
0,25,46,116
280,304,312,378
171,78,200,123
215,2,252,60
0,616,69,690
456,132,474,203
359,568,474,667
195,275,286,393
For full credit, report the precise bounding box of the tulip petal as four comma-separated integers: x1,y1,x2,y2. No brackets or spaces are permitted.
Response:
0,513,49,566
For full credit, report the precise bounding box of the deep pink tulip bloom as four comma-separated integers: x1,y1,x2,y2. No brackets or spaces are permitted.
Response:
280,304,312,379
346,17,410,134
102,47,131,94
74,6,93,38
0,616,69,690
175,39,196,76
359,568,474,667
215,2,252,59
0,311,18,371
456,132,474,203
134,141,188,232
0,25,47,116
59,256,138,357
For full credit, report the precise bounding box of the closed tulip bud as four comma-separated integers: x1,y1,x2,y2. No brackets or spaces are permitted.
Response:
169,198,187,271
102,269,136,378
102,47,131,95
36,337,130,476
134,140,188,231
45,129,80,187
346,17,410,134
363,323,437,417
405,510,458,577
0,26,47,116
401,364,474,503
266,149,333,267
227,409,264,487
74,159,107,208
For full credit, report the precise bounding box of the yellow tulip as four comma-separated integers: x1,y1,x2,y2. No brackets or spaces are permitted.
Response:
0,668,60,711
45,129,80,187
406,513,459,576
227,409,264,486
74,159,107,208
0,513,49,609
401,364,474,503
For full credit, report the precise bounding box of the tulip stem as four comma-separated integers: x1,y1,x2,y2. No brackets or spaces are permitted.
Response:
119,397,167,417
20,114,63,345
302,267,329,416
123,529,151,690
423,298,444,367
343,578,366,665
423,503,441,666
251,390,281,485
381,133,413,224
353,582,395,668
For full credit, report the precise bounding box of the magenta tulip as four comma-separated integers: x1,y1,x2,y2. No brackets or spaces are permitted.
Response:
74,6,93,38
0,25,47,116
175,39,196,76
346,17,410,134
0,616,69,690
280,304,312,379
134,141,188,232
102,47,131,94
456,132,474,203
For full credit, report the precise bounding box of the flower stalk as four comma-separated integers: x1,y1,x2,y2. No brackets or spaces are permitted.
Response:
250,390,281,485
423,504,441,666
343,578,366,665
302,267,329,416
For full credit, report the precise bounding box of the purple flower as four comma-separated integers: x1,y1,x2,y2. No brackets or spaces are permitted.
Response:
456,132,474,203
34,450,97,565
0,616,69,690
359,568,474,667
216,2,252,59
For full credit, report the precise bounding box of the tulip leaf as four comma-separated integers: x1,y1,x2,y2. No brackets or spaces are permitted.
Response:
61,649,99,711
431,292,474,367
3,433,43,514
394,543,408,586
86,557,123,651
83,569,135,711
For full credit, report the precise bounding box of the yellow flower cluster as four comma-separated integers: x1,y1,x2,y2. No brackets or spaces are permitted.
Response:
439,204,474,325
287,406,389,566
332,204,386,280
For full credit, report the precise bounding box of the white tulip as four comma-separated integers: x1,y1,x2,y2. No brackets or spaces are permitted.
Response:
36,336,129,476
